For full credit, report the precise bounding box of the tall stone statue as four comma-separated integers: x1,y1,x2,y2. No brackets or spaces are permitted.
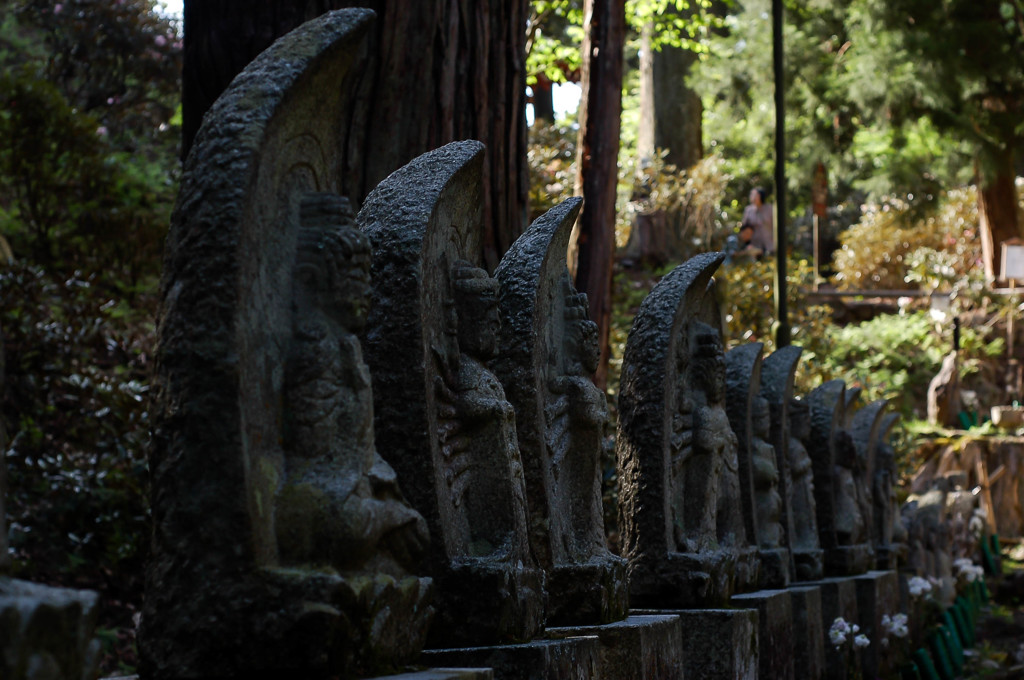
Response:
141,12,435,678
359,141,543,647
492,198,627,625
726,343,788,587
787,397,823,579
850,400,888,552
276,194,430,576
807,381,874,576
618,252,757,608
873,413,907,568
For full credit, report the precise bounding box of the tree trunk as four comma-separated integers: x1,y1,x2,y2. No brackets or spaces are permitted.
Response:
182,0,529,270
571,0,625,388
532,72,555,124
977,149,1021,283
633,19,703,264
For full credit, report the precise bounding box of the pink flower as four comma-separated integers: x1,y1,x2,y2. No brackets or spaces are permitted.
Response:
155,35,168,47
54,3,63,13
96,126,109,137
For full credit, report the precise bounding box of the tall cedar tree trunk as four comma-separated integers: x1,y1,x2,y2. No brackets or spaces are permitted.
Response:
629,20,703,265
977,149,1021,282
532,72,556,125
571,0,625,388
182,0,529,270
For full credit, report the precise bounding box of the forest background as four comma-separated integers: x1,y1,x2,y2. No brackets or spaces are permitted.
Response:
1,0,1022,674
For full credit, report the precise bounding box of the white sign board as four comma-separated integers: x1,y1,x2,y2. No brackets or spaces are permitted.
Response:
1001,244,1024,281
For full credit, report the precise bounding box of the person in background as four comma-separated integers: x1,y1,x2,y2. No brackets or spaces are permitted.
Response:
741,187,774,256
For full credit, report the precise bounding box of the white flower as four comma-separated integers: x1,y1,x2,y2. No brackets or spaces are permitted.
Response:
854,634,870,648
829,629,848,647
908,576,933,598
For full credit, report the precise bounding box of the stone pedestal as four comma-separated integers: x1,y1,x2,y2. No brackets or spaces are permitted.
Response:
804,577,860,680
0,578,101,680
758,548,791,589
854,570,900,680
378,671,495,679
731,589,794,680
547,614,684,680
421,637,602,680
825,543,875,577
653,609,758,680
793,548,824,581
789,585,825,680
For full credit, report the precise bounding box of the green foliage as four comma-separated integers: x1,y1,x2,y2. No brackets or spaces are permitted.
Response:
832,187,995,292
0,0,181,281
2,263,154,592
621,151,734,254
527,122,578,222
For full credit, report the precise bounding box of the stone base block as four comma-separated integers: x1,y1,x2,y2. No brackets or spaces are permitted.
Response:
731,589,793,680
421,636,601,680
824,543,875,577
793,548,824,582
1,577,100,680
547,614,684,680
430,563,544,647
875,542,908,570
854,570,900,679
629,550,739,609
372,670,495,679
757,548,791,589
788,585,825,680
659,608,758,680
802,577,859,680
547,557,629,626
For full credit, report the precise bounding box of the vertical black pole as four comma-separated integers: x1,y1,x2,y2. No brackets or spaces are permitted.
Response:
773,0,790,347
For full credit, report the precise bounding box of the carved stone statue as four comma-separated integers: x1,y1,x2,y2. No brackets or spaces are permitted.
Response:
491,198,626,625
725,342,788,587
787,397,823,579
276,194,429,575
434,259,528,558
140,12,437,678
874,413,907,568
619,252,757,608
359,141,542,647
807,381,875,576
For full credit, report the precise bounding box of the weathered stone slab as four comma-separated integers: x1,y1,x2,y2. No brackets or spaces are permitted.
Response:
874,413,907,568
359,140,543,647
854,570,900,680
726,343,789,589
808,381,874,576
731,589,794,680
374,670,495,679
421,637,602,680
0,578,101,680
761,347,823,582
789,585,825,680
671,609,758,680
617,252,757,608
547,615,684,680
804,577,860,680
492,198,627,626
141,10,435,679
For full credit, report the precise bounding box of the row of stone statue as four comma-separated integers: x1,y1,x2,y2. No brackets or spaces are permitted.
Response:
138,10,908,679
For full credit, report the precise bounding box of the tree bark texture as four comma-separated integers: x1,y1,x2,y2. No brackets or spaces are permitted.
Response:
977,149,1021,282
631,21,703,264
532,72,555,124
182,0,529,270
572,0,626,388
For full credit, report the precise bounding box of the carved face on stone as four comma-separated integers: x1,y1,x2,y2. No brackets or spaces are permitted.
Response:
690,322,725,404
565,289,599,375
452,260,501,359
789,398,810,440
752,396,771,439
295,194,372,332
